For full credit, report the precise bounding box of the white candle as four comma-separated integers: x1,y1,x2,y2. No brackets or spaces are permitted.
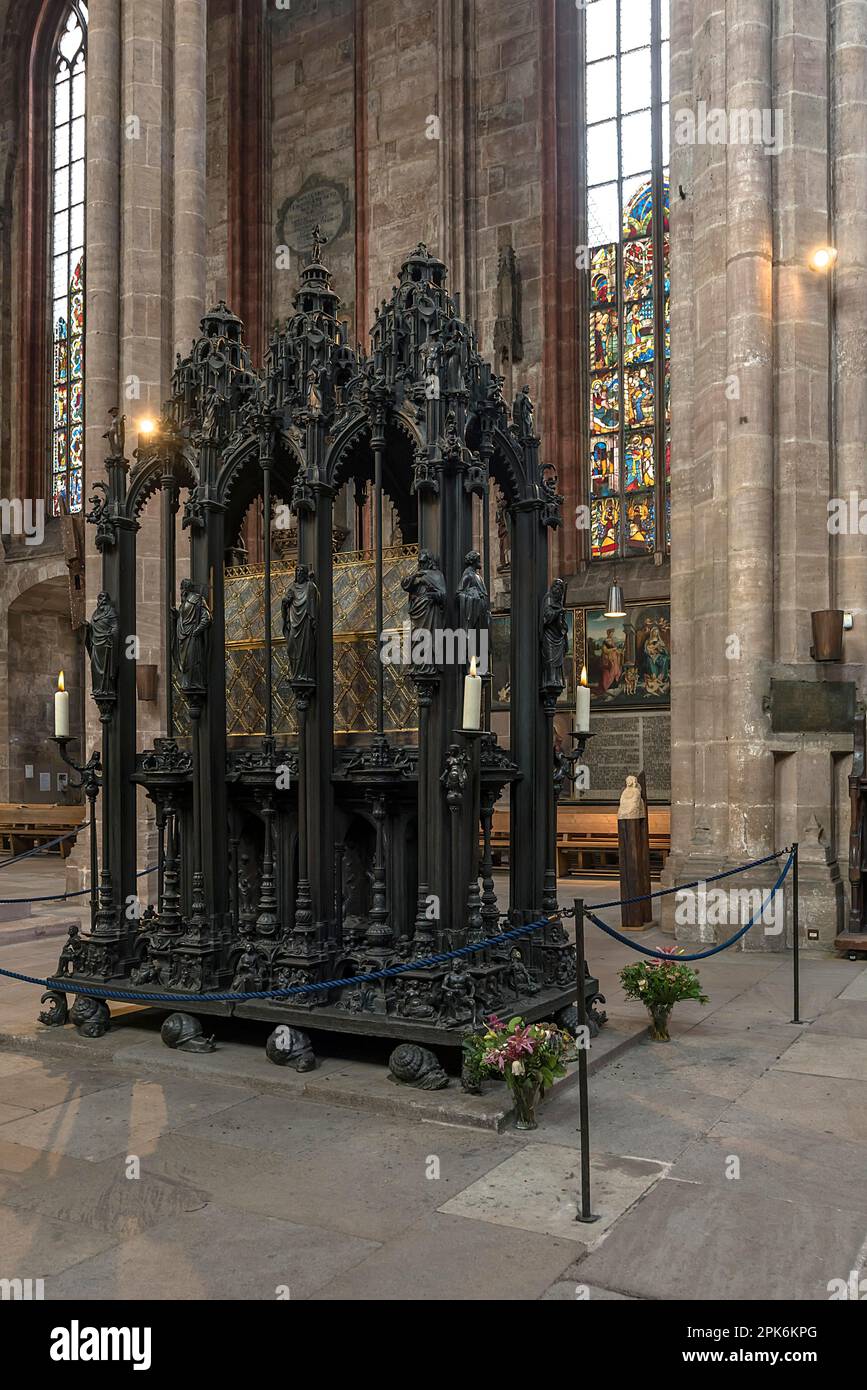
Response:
54,671,69,738
575,665,590,734
462,655,482,730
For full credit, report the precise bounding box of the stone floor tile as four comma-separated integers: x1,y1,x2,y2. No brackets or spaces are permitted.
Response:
439,1144,667,1243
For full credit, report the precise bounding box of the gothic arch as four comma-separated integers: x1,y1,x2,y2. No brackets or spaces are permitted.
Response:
218,429,304,510
218,430,303,550
0,553,75,800
126,447,200,524
0,550,70,608
325,410,421,543
487,424,531,510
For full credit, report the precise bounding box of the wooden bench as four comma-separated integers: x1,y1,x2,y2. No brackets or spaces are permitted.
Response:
486,804,671,877
0,804,87,860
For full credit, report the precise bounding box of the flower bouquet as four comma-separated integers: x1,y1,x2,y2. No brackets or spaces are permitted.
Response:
462,1014,572,1130
619,947,708,1041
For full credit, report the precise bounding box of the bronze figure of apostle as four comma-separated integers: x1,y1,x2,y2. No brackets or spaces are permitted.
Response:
282,564,319,687
402,549,446,640
85,591,120,701
457,549,490,645
402,549,446,673
540,577,568,693
173,579,212,694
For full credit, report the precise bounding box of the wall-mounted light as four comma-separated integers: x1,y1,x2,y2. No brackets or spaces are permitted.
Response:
809,246,838,273
136,665,159,702
604,579,626,619
843,611,854,631
810,609,844,662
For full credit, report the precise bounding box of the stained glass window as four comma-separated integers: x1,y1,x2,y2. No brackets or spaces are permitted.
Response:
51,4,88,516
584,0,670,560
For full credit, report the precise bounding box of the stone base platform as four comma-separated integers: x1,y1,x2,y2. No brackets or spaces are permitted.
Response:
0,1005,648,1133
54,964,605,1043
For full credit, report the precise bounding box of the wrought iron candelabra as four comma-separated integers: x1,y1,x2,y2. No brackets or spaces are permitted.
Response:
562,728,596,785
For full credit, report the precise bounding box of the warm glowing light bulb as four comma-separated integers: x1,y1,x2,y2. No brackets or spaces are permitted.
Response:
138,416,157,436
810,246,837,272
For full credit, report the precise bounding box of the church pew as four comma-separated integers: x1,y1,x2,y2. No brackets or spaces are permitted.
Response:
0,804,87,859
486,805,671,876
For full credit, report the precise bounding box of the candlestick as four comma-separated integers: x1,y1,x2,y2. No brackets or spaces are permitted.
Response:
462,655,482,730
575,664,590,734
562,727,596,778
54,671,69,738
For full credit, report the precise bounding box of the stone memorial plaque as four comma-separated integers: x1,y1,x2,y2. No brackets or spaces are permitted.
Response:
276,178,350,255
769,679,855,734
574,712,670,802
585,713,641,801
642,714,671,797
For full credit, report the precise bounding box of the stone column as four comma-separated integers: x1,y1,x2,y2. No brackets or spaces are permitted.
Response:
173,0,207,356
775,1,833,663
664,1,849,943
772,2,844,941
724,0,775,862
664,0,698,899
829,0,867,942
119,0,174,896
120,0,172,413
833,0,867,673
662,0,731,927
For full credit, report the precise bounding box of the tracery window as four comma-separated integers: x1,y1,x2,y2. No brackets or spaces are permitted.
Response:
50,3,88,515
584,0,670,560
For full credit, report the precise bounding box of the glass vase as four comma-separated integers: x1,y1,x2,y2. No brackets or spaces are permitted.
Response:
648,1004,672,1042
511,1079,540,1130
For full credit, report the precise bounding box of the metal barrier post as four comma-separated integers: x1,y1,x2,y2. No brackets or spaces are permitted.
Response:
791,842,801,1024
573,898,598,1224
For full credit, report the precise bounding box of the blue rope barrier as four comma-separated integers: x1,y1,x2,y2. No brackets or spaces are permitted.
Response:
0,863,157,907
0,821,87,871
585,849,795,961
0,917,553,1005
0,850,796,1010
591,848,787,911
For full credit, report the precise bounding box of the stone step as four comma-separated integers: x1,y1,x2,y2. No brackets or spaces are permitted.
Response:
0,1009,648,1134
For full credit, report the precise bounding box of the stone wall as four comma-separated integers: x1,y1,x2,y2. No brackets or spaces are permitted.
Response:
270,0,357,326
472,0,544,412
263,0,549,387
362,0,440,312
205,0,233,308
